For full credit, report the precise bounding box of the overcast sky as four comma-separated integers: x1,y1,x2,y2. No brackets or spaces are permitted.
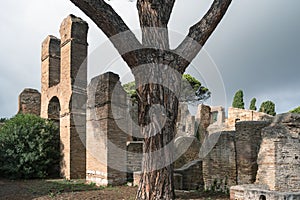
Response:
0,0,300,118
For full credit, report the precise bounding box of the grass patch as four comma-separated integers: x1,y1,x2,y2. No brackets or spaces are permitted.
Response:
26,179,103,197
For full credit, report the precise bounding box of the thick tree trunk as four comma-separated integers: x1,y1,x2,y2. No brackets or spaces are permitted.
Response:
133,65,181,200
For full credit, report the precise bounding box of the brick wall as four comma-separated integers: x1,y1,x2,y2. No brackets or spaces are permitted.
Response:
202,131,237,192
256,113,300,192
235,121,270,185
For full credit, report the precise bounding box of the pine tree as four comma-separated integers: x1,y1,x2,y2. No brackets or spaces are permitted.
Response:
232,90,245,109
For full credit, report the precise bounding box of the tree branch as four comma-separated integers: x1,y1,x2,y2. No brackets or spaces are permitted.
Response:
175,0,232,72
70,0,142,67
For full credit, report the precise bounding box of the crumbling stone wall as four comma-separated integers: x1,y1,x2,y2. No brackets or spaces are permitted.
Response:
256,113,300,192
230,185,300,200
18,88,41,115
174,136,200,169
174,159,204,190
227,107,273,129
86,72,128,186
40,15,88,179
202,131,237,192
235,121,270,185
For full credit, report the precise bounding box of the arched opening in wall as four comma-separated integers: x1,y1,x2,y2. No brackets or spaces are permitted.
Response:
259,195,266,200
48,96,61,177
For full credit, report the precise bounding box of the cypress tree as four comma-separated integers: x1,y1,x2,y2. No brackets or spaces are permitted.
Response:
232,90,245,109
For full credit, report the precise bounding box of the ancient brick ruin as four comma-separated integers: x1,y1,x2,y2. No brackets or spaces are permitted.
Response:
40,15,88,179
18,88,41,115
17,15,300,197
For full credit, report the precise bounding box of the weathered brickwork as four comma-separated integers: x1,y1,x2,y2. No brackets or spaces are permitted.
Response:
174,136,200,169
227,107,273,129
86,72,128,186
195,104,211,143
203,131,237,192
256,113,300,192
18,88,41,115
235,121,270,185
40,15,88,179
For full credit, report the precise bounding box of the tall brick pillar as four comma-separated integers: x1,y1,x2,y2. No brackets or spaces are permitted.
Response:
86,72,128,186
40,15,88,179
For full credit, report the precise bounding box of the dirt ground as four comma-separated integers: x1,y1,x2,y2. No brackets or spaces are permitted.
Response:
0,179,229,200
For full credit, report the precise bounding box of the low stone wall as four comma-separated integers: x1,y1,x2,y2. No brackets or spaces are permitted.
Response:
230,185,300,200
235,121,270,185
202,131,236,192
174,159,203,190
227,107,273,129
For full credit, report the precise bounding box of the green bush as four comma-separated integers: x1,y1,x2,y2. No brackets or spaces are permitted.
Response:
0,114,60,179
259,100,276,116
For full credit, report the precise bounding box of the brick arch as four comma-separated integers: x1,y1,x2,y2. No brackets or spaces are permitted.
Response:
48,96,60,120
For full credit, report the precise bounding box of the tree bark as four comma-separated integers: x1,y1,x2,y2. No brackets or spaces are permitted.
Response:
133,65,181,199
70,0,232,199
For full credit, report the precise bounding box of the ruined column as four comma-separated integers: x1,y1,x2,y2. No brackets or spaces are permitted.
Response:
18,88,41,115
86,72,128,186
59,15,88,179
235,121,270,185
40,36,61,118
195,104,211,143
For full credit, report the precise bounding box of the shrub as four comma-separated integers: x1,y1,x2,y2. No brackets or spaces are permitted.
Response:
259,100,276,116
0,114,60,179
